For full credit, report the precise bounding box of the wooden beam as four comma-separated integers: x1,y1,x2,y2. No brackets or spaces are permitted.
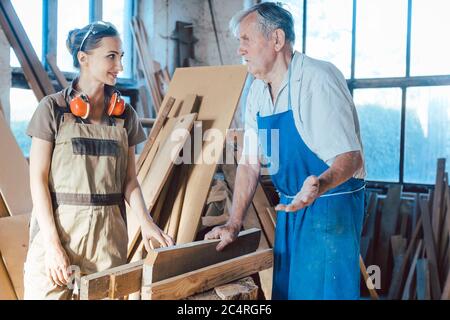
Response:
142,249,273,300
432,159,446,252
402,240,423,300
0,0,55,100
46,54,69,88
359,255,379,300
416,259,431,300
420,198,442,299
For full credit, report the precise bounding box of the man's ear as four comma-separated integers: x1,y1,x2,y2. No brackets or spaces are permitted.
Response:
77,51,88,67
273,29,286,52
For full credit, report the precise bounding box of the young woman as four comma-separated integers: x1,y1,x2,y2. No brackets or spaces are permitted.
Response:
24,21,174,299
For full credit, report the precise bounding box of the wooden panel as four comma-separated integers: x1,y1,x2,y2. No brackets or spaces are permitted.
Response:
0,253,17,300
0,214,30,299
0,113,32,216
143,228,261,285
169,66,248,244
142,249,273,300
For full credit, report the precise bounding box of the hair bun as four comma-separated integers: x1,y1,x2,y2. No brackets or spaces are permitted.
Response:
66,28,81,54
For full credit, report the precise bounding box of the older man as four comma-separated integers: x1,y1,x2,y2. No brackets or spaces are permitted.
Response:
205,2,366,300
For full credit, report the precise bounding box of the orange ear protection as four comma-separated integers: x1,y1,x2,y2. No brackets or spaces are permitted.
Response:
70,92,125,119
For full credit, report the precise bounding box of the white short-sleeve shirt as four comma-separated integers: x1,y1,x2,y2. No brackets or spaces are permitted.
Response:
242,51,366,179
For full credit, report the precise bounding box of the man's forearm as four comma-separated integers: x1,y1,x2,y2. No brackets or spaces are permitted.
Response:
228,162,260,227
318,151,363,195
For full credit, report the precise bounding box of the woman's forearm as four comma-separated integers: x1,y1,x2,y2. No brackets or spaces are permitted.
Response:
30,177,61,246
124,178,153,225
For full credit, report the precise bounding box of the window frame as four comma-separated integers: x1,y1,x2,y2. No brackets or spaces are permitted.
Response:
278,0,450,188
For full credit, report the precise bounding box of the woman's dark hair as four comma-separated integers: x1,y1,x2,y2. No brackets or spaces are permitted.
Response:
66,21,120,68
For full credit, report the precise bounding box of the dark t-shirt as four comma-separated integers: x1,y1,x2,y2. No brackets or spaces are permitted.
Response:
26,84,146,147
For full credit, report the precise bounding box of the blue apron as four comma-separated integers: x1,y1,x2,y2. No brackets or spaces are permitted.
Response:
257,56,365,300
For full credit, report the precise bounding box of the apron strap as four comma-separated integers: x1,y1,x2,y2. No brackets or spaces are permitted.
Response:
114,118,125,128
62,112,77,124
51,192,124,206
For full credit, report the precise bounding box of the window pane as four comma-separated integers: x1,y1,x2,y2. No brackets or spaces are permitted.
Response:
263,0,303,52
405,86,450,184
102,0,132,78
410,0,450,76
353,88,402,182
10,0,43,67
306,0,352,78
9,89,38,157
57,0,90,73
355,0,407,78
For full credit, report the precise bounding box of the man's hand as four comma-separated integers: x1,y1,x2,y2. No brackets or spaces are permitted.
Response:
204,222,241,251
45,242,71,287
141,219,174,251
275,175,320,212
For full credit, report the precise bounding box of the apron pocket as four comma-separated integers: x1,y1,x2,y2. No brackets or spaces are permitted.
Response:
71,138,119,157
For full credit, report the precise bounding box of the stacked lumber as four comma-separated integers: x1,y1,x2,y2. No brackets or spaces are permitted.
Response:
79,228,271,300
126,65,248,263
361,158,450,300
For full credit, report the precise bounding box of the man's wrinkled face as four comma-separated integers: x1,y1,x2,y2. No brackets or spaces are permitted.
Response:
236,12,276,80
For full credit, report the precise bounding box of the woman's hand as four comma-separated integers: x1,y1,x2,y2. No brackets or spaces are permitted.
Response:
141,219,175,251
44,242,71,287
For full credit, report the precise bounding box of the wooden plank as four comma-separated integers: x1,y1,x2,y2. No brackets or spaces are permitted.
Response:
432,158,446,251
170,66,248,244
0,192,9,218
81,229,260,300
142,249,273,300
252,184,275,247
0,214,30,299
419,198,442,299
402,240,423,300
0,113,32,216
46,54,69,88
359,255,379,300
127,113,197,259
80,259,144,300
376,185,402,293
416,259,431,300
0,252,17,300
388,215,423,299
135,96,176,174
143,228,261,285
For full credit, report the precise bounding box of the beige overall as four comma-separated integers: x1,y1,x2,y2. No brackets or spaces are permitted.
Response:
24,113,129,299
